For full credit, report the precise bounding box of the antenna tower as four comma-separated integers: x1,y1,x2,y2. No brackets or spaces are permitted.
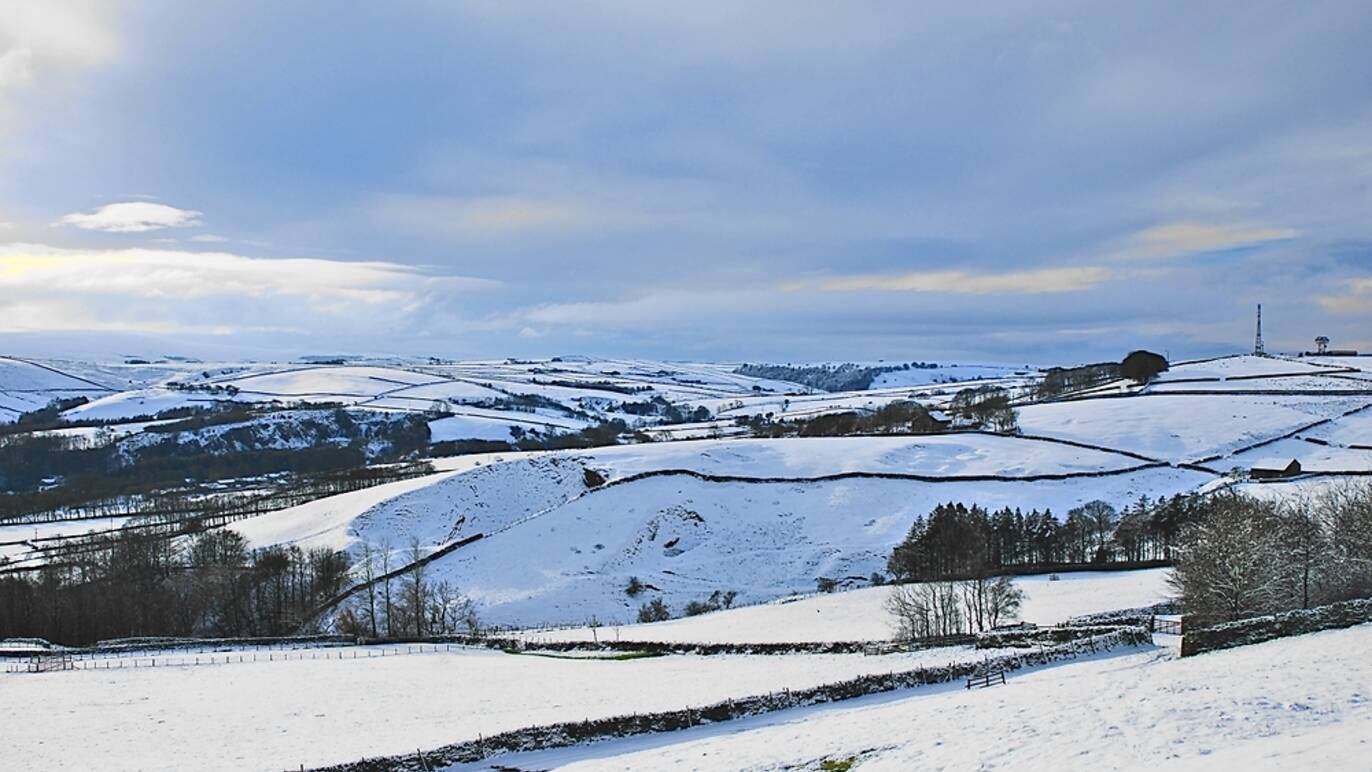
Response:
1254,303,1265,355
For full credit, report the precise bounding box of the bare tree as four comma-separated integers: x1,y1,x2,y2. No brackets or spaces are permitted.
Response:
962,575,1024,630
402,537,428,637
377,537,394,638
886,581,963,640
357,541,380,638
1169,495,1290,623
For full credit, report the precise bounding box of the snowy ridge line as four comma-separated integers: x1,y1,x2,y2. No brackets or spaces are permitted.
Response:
1191,400,1372,465
308,628,1152,772
1182,599,1372,656
590,462,1173,489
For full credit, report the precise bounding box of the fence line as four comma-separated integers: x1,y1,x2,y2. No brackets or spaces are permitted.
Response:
3,643,469,674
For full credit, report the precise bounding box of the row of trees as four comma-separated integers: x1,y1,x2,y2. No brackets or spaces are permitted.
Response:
743,400,944,438
886,495,1209,582
0,530,352,644
1171,484,1372,625
0,529,478,645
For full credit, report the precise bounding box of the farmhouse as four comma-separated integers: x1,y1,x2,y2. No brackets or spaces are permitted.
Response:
1250,458,1303,480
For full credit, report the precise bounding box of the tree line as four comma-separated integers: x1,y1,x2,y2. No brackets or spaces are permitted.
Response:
0,529,478,646
741,400,944,438
1170,483,1372,625
0,529,350,645
885,495,1202,583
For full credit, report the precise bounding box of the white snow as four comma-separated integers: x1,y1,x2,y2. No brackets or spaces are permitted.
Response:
1229,438,1372,474
62,389,220,422
408,469,1203,627
0,644,998,772
470,624,1372,772
225,437,1206,628
1156,355,1345,382
1016,394,1368,463
513,568,1173,644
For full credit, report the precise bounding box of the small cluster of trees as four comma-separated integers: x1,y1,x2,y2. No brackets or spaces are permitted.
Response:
685,589,738,616
619,396,713,425
743,400,943,439
948,386,1018,433
1120,350,1168,384
1171,484,1372,625
886,575,1024,639
337,539,479,639
1037,363,1120,399
1035,350,1168,398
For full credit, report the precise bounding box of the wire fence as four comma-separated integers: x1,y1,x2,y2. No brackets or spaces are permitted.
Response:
2,642,471,674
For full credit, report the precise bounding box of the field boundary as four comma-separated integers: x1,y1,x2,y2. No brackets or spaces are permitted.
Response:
1181,598,1372,656
308,627,1150,772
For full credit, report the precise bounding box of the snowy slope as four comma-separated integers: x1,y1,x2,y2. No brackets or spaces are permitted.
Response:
1148,374,1372,393
0,356,114,420
1228,438,1372,474
480,624,1372,772
1301,408,1372,448
514,568,1173,644
225,434,1208,627
0,645,1000,772
1017,394,1369,463
1156,355,1346,381
399,466,1206,627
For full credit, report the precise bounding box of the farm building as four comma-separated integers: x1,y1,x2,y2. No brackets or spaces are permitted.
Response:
1250,458,1303,480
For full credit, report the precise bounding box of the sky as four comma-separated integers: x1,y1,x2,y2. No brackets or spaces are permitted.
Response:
0,1,1369,364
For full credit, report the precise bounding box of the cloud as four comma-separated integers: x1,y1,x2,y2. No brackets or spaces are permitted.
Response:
189,233,228,243
1317,278,1372,315
1113,221,1300,261
56,202,204,233
0,1,117,128
814,266,1113,294
0,243,498,335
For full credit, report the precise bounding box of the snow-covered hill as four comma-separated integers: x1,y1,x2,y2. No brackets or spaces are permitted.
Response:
229,436,1209,627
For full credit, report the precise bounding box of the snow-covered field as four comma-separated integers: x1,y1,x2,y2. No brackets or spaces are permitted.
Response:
468,624,1372,772
514,568,1172,644
1148,374,1372,393
0,644,997,772
1017,393,1368,463
1229,438,1372,474
1156,356,1347,381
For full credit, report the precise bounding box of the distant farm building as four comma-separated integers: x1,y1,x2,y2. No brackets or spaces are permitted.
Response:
1250,458,1303,480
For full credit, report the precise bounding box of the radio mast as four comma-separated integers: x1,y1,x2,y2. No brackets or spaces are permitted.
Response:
1254,303,1265,355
